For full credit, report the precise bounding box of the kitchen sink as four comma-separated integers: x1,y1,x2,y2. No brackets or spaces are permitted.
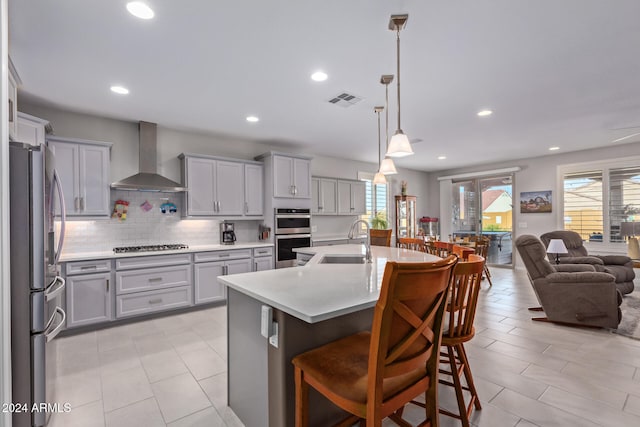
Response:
319,255,366,264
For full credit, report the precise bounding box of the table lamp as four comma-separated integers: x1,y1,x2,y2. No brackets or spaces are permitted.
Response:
620,222,640,260
546,239,568,264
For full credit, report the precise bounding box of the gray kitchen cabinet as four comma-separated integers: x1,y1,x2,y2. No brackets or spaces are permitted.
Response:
337,180,366,215
16,112,49,146
272,155,311,198
115,254,193,319
8,58,19,140
181,154,261,217
194,250,252,304
244,163,264,216
65,262,113,328
311,177,338,215
47,136,112,216
253,247,274,271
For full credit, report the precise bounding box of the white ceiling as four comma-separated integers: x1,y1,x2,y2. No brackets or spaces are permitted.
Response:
9,0,640,172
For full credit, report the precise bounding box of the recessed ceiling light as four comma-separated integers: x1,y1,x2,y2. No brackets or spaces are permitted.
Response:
126,2,154,20
110,85,129,95
246,116,259,123
311,71,328,82
549,146,560,151
437,156,447,160
612,132,640,143
477,109,493,117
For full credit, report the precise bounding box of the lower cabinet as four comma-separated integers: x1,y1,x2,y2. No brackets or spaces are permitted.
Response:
194,257,252,304
116,286,192,318
254,256,274,271
66,272,112,328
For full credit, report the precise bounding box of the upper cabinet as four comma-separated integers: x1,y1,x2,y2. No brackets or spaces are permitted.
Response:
180,154,263,218
16,112,50,146
7,58,20,141
337,179,366,215
244,163,264,216
47,136,112,217
311,177,338,215
272,155,311,199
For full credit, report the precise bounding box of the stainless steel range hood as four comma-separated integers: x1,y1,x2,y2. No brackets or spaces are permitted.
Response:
111,121,187,192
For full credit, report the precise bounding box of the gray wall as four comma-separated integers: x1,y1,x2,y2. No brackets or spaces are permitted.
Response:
20,101,431,238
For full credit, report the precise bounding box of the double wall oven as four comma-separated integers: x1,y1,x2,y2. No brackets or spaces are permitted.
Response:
274,208,311,268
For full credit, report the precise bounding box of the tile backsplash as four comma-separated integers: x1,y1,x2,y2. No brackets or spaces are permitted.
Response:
58,190,263,254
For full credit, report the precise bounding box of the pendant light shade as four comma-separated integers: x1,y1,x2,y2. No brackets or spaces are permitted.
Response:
387,131,413,157
386,14,414,158
379,158,398,175
374,106,387,185
373,172,387,185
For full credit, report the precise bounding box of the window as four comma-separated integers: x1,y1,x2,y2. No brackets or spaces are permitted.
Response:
561,159,640,244
358,172,389,230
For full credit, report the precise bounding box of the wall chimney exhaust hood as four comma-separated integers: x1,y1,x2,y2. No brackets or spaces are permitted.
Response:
111,121,187,192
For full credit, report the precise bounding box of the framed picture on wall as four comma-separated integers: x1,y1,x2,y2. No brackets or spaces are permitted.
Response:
520,190,552,213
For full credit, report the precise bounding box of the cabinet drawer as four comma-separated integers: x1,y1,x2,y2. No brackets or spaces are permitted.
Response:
252,247,273,257
66,259,112,275
115,253,192,270
115,265,191,295
116,286,192,318
194,249,252,263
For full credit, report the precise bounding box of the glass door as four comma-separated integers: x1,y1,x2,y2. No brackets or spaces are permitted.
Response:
452,175,514,267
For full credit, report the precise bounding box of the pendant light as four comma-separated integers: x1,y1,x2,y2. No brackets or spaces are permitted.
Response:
373,106,387,185
386,14,414,158
379,74,398,175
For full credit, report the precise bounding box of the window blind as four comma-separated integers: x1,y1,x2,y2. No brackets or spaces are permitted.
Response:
563,170,603,240
609,166,640,242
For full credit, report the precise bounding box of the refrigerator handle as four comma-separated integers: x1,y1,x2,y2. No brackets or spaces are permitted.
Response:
53,169,67,264
44,307,66,342
45,276,66,302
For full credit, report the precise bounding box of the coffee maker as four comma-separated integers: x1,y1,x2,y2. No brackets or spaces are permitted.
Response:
221,222,236,245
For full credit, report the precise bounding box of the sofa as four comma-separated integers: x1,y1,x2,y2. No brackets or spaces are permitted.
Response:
515,235,622,329
540,230,635,295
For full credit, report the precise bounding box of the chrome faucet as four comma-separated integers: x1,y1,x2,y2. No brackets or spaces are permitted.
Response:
348,219,372,263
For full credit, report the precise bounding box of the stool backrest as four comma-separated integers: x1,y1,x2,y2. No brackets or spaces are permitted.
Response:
368,255,457,408
396,237,426,252
370,229,392,247
444,254,485,339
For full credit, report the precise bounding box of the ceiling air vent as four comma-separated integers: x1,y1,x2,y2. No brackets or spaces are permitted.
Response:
328,92,363,108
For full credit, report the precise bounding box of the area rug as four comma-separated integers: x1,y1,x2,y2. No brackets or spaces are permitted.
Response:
615,290,640,340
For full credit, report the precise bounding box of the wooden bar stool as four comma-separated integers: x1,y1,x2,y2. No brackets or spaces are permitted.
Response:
370,229,392,247
438,254,485,426
396,237,427,252
292,256,458,427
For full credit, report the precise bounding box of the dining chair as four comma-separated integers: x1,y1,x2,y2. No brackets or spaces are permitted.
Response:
451,244,474,260
370,229,392,247
292,256,458,427
433,241,454,258
472,242,492,286
438,254,485,426
396,237,426,252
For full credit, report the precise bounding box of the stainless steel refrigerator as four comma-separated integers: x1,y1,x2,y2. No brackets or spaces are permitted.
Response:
10,141,67,427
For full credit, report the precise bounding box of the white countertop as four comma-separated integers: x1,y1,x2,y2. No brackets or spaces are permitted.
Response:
59,242,274,262
311,234,363,242
218,244,440,323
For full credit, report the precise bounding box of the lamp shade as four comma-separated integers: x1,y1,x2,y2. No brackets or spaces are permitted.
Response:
386,131,413,157
379,158,398,175
546,239,568,254
373,172,387,185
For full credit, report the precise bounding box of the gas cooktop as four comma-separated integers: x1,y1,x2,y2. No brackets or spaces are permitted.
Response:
113,244,189,254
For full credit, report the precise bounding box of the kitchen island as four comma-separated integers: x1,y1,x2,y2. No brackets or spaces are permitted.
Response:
219,244,440,427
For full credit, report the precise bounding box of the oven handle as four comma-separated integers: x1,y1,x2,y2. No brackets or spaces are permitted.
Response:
275,234,312,239
275,214,311,219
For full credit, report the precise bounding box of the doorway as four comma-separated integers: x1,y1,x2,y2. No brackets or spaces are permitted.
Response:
451,174,514,267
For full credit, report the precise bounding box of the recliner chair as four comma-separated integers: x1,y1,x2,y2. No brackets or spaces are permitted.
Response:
540,230,635,295
515,235,622,329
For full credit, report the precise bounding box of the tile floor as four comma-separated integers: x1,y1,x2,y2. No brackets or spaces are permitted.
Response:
50,267,640,427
